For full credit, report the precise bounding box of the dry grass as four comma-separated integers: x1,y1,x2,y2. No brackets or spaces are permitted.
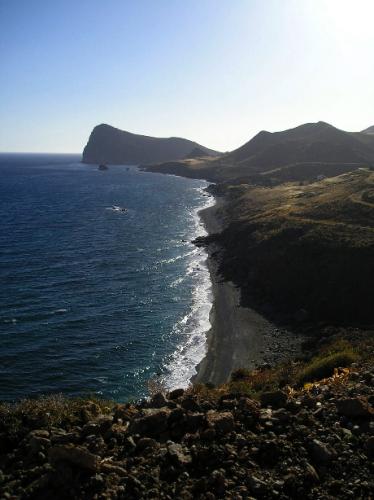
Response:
0,394,113,434
297,351,358,385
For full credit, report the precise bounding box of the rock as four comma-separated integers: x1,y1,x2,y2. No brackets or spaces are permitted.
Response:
184,412,205,433
129,408,171,436
260,390,288,409
28,429,50,439
136,437,158,453
308,439,335,463
304,462,320,482
206,411,234,434
181,396,200,412
248,475,267,494
150,392,168,408
365,436,374,458
29,436,51,454
169,388,184,400
48,445,100,471
100,462,127,477
50,431,80,444
167,442,192,466
209,469,228,494
335,397,373,418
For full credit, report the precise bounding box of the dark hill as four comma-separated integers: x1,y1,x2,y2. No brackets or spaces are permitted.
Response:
82,124,220,165
227,121,374,171
145,121,374,184
362,125,374,135
185,146,209,159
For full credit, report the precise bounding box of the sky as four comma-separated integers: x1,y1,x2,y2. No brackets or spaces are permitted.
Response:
0,0,373,153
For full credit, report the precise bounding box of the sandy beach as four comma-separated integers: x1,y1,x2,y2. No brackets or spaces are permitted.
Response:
193,195,303,386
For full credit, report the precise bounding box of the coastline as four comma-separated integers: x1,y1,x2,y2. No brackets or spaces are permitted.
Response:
193,193,304,386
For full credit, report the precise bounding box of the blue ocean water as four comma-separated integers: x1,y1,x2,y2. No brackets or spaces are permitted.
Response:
0,154,213,402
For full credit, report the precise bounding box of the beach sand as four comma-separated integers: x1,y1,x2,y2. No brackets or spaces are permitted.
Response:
193,196,303,386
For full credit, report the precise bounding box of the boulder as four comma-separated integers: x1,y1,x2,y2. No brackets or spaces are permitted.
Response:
335,397,373,418
169,388,185,400
260,390,288,409
150,392,168,408
206,411,234,434
308,439,336,463
167,442,192,466
129,408,171,436
49,445,100,471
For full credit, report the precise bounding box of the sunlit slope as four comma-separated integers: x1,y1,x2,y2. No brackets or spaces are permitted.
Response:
209,168,374,324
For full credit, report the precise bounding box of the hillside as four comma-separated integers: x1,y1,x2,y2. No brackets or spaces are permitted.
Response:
198,168,374,326
362,125,374,135
145,122,374,184
0,334,373,499
82,124,220,165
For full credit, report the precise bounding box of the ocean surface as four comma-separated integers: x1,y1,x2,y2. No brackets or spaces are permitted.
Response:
0,154,213,402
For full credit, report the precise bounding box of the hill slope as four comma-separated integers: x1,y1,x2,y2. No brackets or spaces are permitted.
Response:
227,121,374,168
82,124,220,165
1,337,373,498
200,168,374,325
362,125,374,135
146,122,374,184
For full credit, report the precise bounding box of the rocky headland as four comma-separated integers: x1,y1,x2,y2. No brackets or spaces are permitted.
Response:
82,124,220,165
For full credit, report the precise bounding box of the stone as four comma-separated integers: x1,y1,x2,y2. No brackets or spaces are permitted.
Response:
184,412,205,433
169,388,185,400
206,411,234,434
48,445,99,471
151,392,168,408
335,397,373,418
365,436,374,458
136,437,158,453
167,442,192,466
129,408,171,436
308,439,335,463
181,396,200,412
248,475,267,494
260,390,288,409
29,436,51,454
304,462,319,482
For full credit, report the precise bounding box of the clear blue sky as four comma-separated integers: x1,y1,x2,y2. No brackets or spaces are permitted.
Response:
1,0,373,153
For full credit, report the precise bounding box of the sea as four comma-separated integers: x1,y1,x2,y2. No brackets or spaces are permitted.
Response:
0,153,214,402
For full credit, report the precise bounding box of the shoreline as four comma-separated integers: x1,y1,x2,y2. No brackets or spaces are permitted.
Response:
193,193,304,386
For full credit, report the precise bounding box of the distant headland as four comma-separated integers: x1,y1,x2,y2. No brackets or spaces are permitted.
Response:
82,123,220,165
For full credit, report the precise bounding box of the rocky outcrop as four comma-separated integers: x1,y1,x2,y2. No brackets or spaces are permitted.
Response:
0,359,373,499
82,124,220,165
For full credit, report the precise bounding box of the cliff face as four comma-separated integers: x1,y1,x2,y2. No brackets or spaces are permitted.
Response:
203,168,374,326
82,124,220,165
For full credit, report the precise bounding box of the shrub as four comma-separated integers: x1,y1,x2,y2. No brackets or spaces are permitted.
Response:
0,394,113,434
297,350,358,385
230,368,251,381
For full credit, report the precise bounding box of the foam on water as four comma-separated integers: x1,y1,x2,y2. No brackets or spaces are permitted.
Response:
161,187,215,390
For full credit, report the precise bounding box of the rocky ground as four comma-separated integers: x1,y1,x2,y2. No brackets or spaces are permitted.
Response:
0,353,373,499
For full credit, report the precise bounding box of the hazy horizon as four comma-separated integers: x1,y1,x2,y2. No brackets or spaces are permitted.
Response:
1,0,374,153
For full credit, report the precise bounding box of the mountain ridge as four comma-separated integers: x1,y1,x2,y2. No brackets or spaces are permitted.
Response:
82,124,220,165
145,121,374,184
